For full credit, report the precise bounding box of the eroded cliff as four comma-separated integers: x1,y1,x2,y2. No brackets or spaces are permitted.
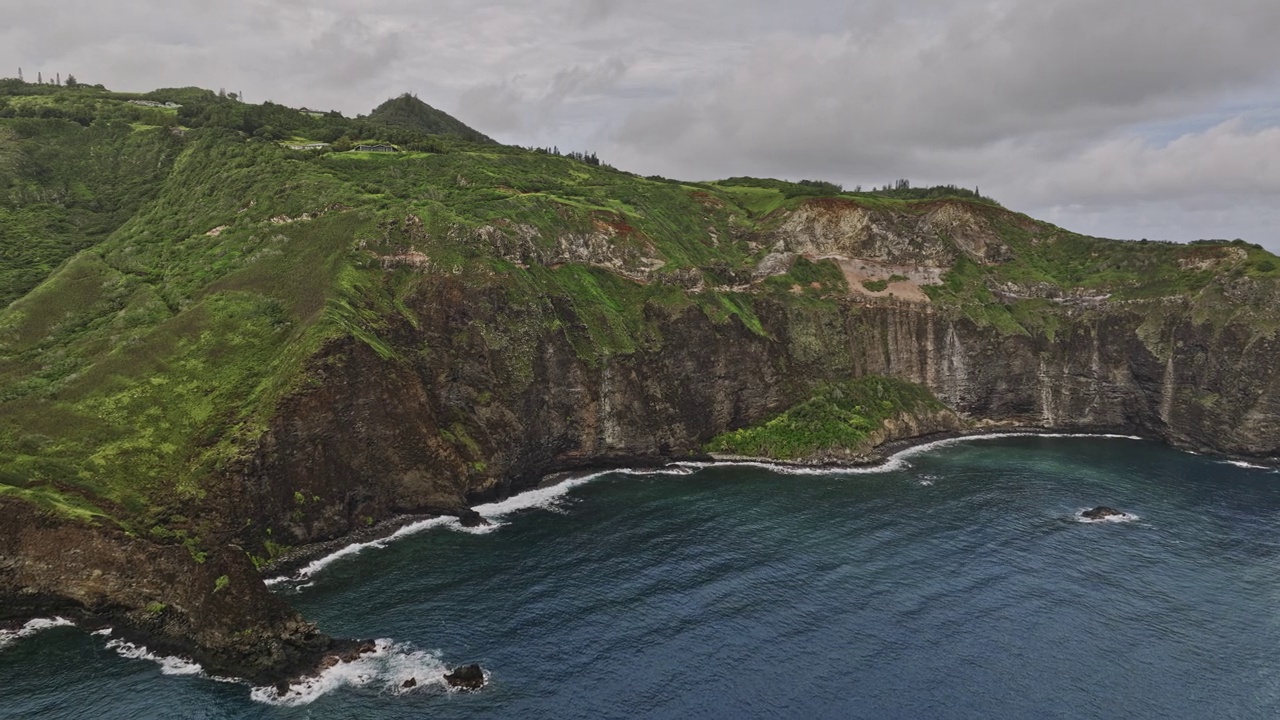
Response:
2,107,1279,684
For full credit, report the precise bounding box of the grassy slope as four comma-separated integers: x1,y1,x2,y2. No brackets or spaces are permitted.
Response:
366,94,494,144
1,84,1278,529
706,376,947,460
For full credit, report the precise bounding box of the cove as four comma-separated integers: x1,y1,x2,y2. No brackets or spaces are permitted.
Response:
3,436,1280,719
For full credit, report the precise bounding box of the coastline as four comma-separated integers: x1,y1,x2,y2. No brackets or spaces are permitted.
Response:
258,424,1195,586
6,423,1276,701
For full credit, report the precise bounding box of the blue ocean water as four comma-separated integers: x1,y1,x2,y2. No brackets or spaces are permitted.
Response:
4,436,1280,719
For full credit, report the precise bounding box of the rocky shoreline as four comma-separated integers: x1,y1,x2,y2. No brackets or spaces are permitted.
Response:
4,422,1275,693
255,422,1231,588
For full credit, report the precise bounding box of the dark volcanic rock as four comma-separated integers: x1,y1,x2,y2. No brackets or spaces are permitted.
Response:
0,497,346,686
9,232,1280,683
402,677,417,689
1081,506,1125,520
336,639,378,663
456,508,490,528
444,663,485,690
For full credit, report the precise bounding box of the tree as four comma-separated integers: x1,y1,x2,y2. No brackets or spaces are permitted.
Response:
37,71,42,84
64,74,77,88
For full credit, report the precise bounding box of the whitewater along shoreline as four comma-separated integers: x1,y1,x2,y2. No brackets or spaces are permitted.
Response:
5,423,1273,695
258,422,1277,586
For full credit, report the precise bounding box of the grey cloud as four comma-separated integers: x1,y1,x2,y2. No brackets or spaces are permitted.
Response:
6,1,1280,248
457,79,527,134
614,0,1280,170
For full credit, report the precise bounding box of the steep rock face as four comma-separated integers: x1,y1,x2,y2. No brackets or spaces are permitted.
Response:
770,199,1011,266
5,274,1278,686
7,193,1279,685
234,283,1280,555
0,498,334,684
228,289,793,547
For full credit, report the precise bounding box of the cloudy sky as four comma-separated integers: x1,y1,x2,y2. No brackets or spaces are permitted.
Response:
7,0,1280,249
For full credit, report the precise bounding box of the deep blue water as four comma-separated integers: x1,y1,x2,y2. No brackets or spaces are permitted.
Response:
4,436,1280,719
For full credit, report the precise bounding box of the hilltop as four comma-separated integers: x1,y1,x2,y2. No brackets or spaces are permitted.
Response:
1,79,1279,686
366,93,493,143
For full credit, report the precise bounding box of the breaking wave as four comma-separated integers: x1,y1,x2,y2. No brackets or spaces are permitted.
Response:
0,617,74,650
249,639,470,707
1220,459,1274,471
103,634,205,677
270,433,1153,588
265,516,457,587
267,466,701,587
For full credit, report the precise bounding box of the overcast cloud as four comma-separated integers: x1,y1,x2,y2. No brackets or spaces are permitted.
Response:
5,0,1280,249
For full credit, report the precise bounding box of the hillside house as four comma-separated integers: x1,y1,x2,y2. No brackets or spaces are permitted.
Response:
354,144,398,152
287,142,330,150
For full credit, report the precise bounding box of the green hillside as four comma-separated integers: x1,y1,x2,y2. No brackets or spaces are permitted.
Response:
366,93,494,143
1,78,1277,533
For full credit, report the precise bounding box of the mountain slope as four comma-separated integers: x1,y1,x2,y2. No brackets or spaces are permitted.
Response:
2,81,1279,686
366,93,493,143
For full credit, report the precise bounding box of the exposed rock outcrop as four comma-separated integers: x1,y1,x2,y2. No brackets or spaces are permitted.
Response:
0,497,338,684
5,197,1279,685
1081,506,1126,521
444,663,485,690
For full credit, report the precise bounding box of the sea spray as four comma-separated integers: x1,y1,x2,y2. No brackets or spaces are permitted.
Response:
249,639,460,706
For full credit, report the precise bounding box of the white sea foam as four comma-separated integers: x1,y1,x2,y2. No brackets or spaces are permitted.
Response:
249,639,466,707
266,516,458,587
890,432,1144,464
268,466,706,587
0,617,75,650
104,635,204,676
1221,459,1274,471
473,469,622,520
270,433,1153,588
702,433,1146,478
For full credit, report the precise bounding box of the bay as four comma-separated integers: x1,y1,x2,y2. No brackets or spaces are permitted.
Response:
4,436,1280,719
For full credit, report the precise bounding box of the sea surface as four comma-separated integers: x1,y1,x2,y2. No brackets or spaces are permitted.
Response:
4,435,1280,719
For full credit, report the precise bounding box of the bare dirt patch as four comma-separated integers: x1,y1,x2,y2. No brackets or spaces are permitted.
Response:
823,256,942,303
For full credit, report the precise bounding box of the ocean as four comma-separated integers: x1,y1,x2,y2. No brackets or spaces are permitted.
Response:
4,435,1280,719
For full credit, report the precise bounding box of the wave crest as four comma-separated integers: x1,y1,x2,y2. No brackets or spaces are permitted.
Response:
0,617,75,650
104,634,204,676
249,639,464,706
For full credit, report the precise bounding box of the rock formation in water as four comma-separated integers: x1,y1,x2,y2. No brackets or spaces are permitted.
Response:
444,664,486,690
1,83,1278,684
1081,507,1127,521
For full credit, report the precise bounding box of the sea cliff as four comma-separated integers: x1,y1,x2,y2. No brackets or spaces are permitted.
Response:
2,84,1278,683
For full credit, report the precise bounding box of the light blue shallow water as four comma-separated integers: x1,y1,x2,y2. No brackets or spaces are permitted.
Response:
4,436,1280,719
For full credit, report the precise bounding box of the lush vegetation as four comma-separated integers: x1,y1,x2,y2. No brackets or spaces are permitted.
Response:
0,77,1276,532
716,176,1000,209
366,93,492,144
706,376,947,460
